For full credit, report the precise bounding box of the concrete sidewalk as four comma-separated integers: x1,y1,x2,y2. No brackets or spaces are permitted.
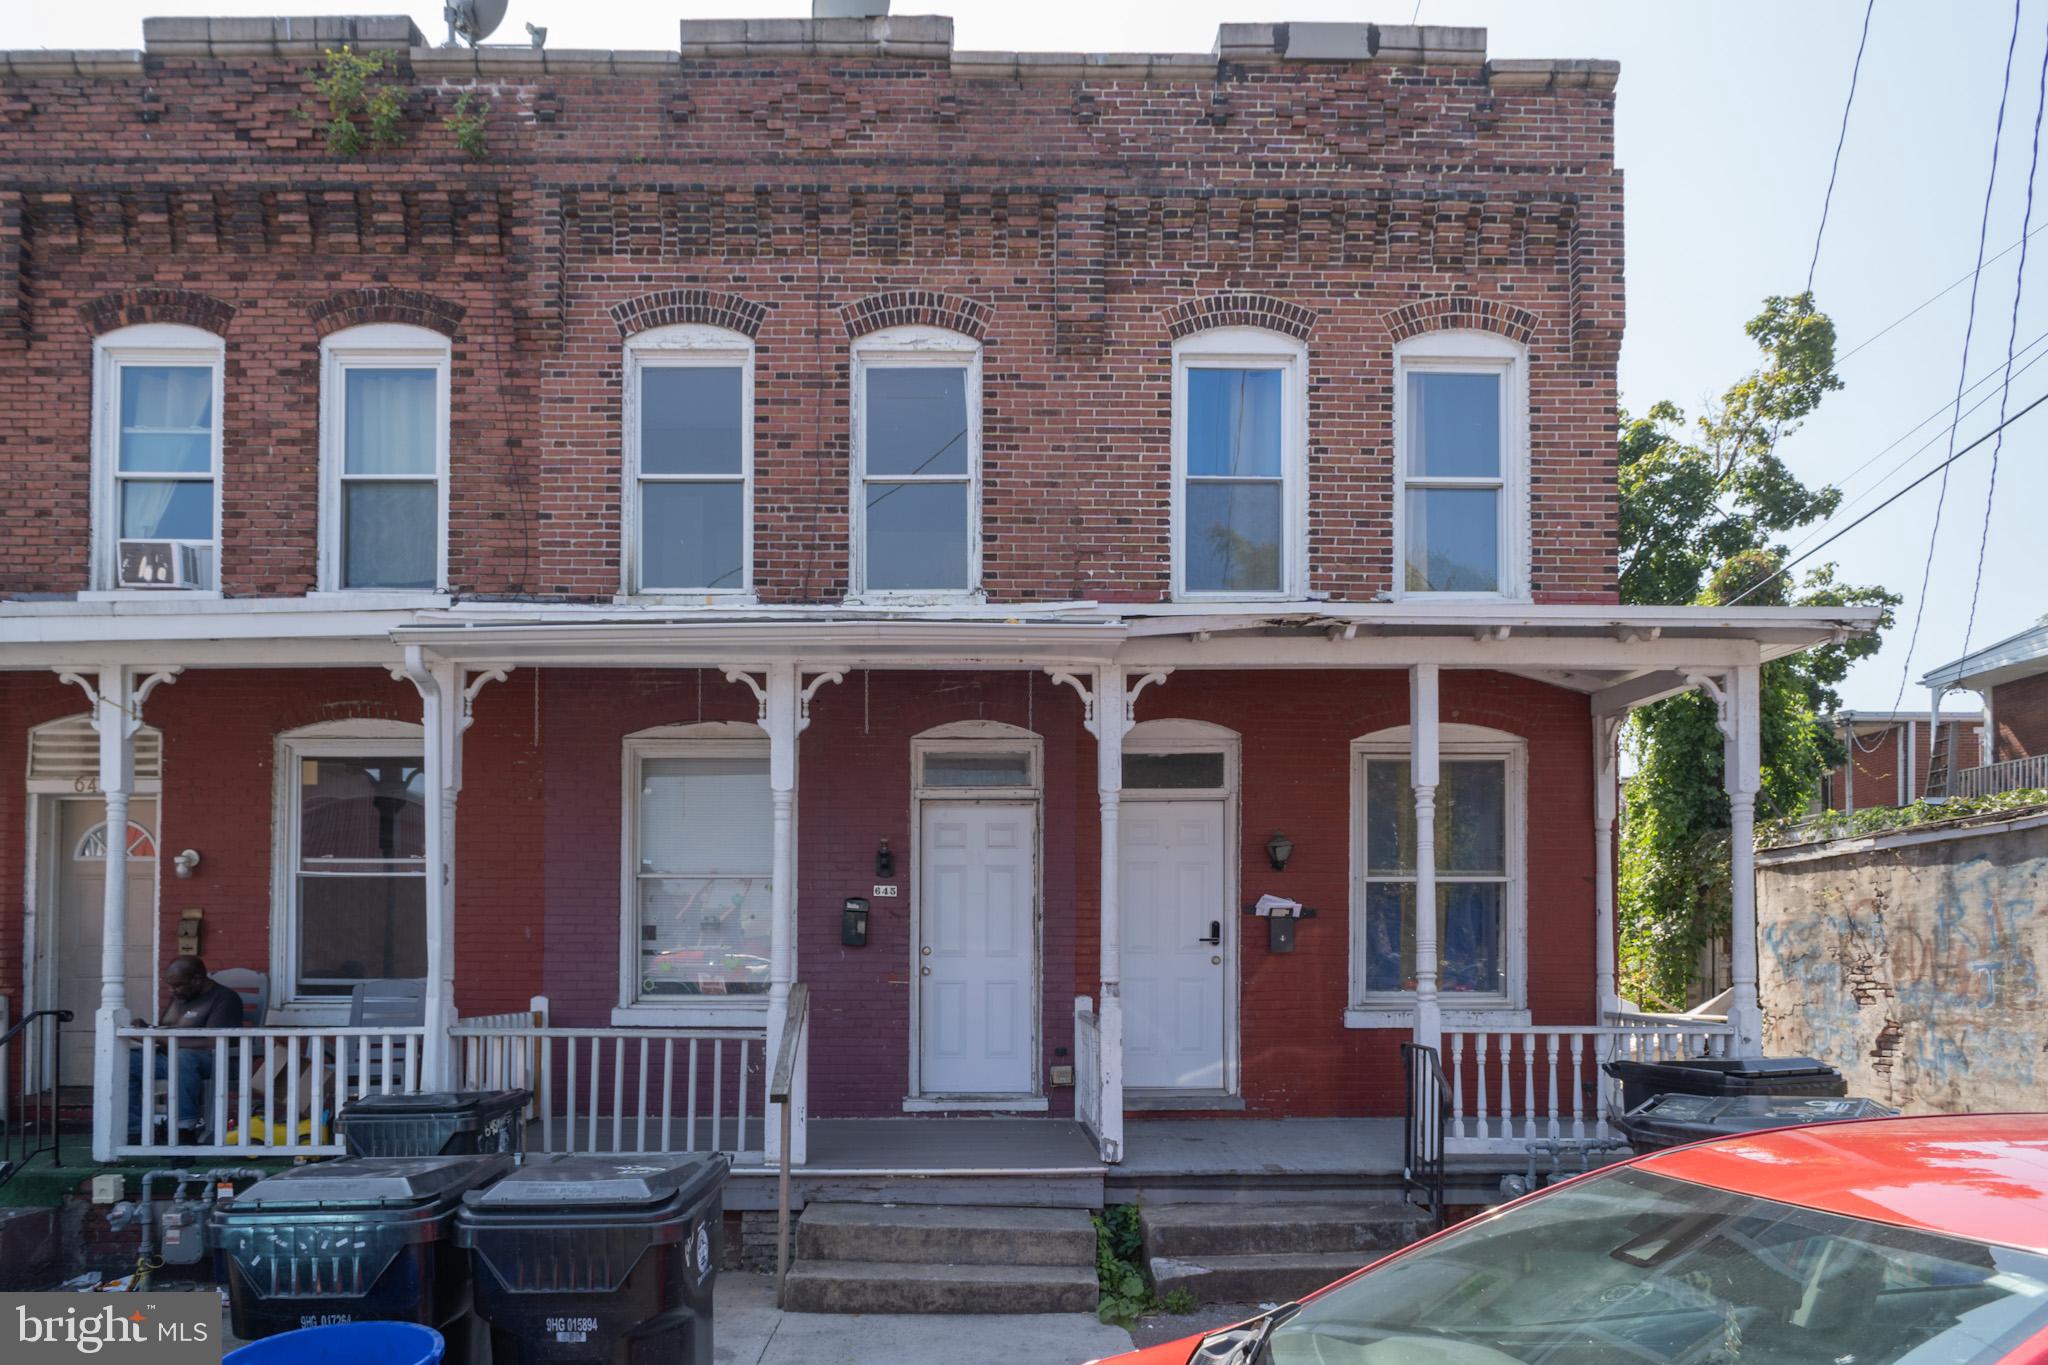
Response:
716,1270,1137,1364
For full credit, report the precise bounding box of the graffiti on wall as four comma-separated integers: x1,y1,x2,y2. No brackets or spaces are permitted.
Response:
1758,822,2047,1113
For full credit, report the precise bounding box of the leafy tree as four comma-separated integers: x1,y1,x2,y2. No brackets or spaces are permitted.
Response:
1617,294,1898,1009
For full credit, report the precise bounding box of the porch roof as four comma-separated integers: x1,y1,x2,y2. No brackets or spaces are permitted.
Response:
0,597,1882,707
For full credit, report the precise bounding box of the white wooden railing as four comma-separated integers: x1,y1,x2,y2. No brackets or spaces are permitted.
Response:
453,1019,769,1163
1073,997,1103,1148
114,1024,429,1158
1950,754,2048,798
1441,1023,1736,1154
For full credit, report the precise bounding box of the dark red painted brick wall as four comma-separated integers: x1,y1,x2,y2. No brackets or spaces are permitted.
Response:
0,665,1597,1118
1825,720,1988,810
0,40,1622,604
1993,676,2048,763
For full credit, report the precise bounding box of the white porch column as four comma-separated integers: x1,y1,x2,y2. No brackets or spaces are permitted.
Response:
1409,665,1442,1054
1723,666,1764,1055
61,665,179,1161
1049,663,1169,1164
1592,710,1621,1017
738,662,841,1167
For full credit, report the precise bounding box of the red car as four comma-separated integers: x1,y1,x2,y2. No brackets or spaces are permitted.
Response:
1094,1114,2048,1365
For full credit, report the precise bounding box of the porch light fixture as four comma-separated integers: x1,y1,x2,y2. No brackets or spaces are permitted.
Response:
876,839,895,879
173,849,201,879
1264,832,1294,872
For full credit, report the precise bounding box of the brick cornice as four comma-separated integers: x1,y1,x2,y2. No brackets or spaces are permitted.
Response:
839,290,988,341
1163,292,1317,342
309,287,465,339
78,288,236,337
1382,294,1538,345
610,289,766,340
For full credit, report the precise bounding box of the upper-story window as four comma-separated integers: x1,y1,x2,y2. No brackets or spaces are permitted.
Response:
1172,328,1308,599
1394,330,1528,598
319,324,450,592
624,325,753,596
851,326,981,599
92,324,224,593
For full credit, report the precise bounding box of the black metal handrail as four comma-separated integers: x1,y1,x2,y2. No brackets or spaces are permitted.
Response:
0,1009,73,1186
770,983,809,1309
1400,1041,1449,1232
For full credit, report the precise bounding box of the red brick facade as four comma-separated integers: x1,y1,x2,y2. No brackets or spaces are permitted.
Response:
0,18,1622,605
1825,718,1987,810
1992,674,2048,763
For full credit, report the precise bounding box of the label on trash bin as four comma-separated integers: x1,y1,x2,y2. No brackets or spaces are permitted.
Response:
548,1316,598,1343
695,1223,712,1282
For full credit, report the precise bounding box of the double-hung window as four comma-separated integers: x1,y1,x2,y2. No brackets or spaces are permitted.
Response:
274,724,427,1007
620,726,774,1019
625,325,753,595
1394,331,1527,598
1172,328,1307,598
1351,726,1526,1020
320,324,450,592
93,324,224,592
851,327,980,598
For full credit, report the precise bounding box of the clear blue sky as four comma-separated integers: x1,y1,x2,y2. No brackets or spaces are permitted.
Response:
9,2,2041,708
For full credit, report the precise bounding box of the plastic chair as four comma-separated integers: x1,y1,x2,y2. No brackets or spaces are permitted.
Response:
214,967,269,1026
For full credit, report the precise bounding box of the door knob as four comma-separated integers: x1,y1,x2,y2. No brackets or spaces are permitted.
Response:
921,945,932,956
1199,920,1221,946
921,966,931,976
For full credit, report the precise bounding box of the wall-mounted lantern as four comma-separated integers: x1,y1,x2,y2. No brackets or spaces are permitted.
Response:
1264,831,1294,872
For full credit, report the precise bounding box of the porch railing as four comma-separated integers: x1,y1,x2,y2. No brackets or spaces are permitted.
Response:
1,1006,70,1185
1073,997,1102,1148
113,1024,428,1158
1950,754,2048,799
453,1019,769,1162
1441,1023,1736,1152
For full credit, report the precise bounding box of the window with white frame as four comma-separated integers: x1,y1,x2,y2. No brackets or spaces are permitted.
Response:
93,324,224,591
275,724,427,1004
1394,331,1527,597
852,327,980,597
1351,726,1526,1013
625,325,753,595
622,727,774,1009
1172,328,1307,598
320,324,450,592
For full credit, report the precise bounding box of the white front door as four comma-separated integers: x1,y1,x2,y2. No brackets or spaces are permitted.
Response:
1121,799,1228,1092
52,797,159,1083
917,801,1037,1097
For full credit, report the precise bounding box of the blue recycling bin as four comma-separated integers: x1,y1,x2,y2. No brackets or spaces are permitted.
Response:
225,1321,445,1365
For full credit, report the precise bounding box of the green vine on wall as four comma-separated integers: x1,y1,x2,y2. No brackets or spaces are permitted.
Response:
302,46,407,157
443,90,490,161
1759,788,2048,849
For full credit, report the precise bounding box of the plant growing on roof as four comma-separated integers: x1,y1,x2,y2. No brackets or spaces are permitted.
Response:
302,45,408,157
444,90,490,161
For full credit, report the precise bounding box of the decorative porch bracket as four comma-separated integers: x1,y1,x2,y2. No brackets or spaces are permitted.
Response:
57,664,182,1162
723,664,844,1166
1592,710,1622,1017
1684,666,1764,1055
1046,664,1170,1163
394,649,513,1089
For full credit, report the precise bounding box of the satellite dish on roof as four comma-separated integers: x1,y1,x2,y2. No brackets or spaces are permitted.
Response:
445,0,509,47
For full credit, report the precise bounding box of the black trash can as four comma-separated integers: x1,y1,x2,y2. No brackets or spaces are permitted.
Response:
1617,1092,1897,1153
338,1089,533,1158
455,1152,730,1365
1604,1055,1846,1114
213,1153,513,1341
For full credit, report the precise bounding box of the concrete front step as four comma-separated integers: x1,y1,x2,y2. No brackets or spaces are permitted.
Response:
797,1202,1094,1266
1139,1200,1425,1258
1148,1250,1377,1305
782,1259,1100,1315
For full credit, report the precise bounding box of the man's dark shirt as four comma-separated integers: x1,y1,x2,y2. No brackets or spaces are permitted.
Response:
156,980,245,1030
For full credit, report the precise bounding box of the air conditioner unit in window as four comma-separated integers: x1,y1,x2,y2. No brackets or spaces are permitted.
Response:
117,540,206,589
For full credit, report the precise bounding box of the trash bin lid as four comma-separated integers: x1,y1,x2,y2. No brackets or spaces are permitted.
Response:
1659,1056,1838,1078
1626,1093,1895,1130
464,1152,727,1210
341,1090,531,1116
234,1153,515,1209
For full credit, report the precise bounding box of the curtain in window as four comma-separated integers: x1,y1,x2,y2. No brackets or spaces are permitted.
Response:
636,753,774,997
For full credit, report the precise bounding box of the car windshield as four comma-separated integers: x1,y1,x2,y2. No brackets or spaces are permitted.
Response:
1260,1168,2048,1365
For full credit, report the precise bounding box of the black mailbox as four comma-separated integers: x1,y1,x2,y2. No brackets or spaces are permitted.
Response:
842,897,870,947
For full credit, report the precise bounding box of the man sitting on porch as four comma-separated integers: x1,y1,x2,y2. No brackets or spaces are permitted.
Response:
127,956,244,1142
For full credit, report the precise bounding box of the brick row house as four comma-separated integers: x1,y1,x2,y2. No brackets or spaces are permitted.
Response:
1919,614,2048,798
0,11,1877,1190
1823,710,1987,811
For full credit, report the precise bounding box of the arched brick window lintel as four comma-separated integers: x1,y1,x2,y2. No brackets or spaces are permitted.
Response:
1162,293,1316,342
611,289,767,340
1382,295,1538,346
839,291,989,342
78,289,236,338
309,287,465,340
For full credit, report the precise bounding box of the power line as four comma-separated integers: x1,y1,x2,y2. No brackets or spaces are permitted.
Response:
1808,0,1879,294
1882,0,2027,726
1835,219,2048,366
1964,12,2048,660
